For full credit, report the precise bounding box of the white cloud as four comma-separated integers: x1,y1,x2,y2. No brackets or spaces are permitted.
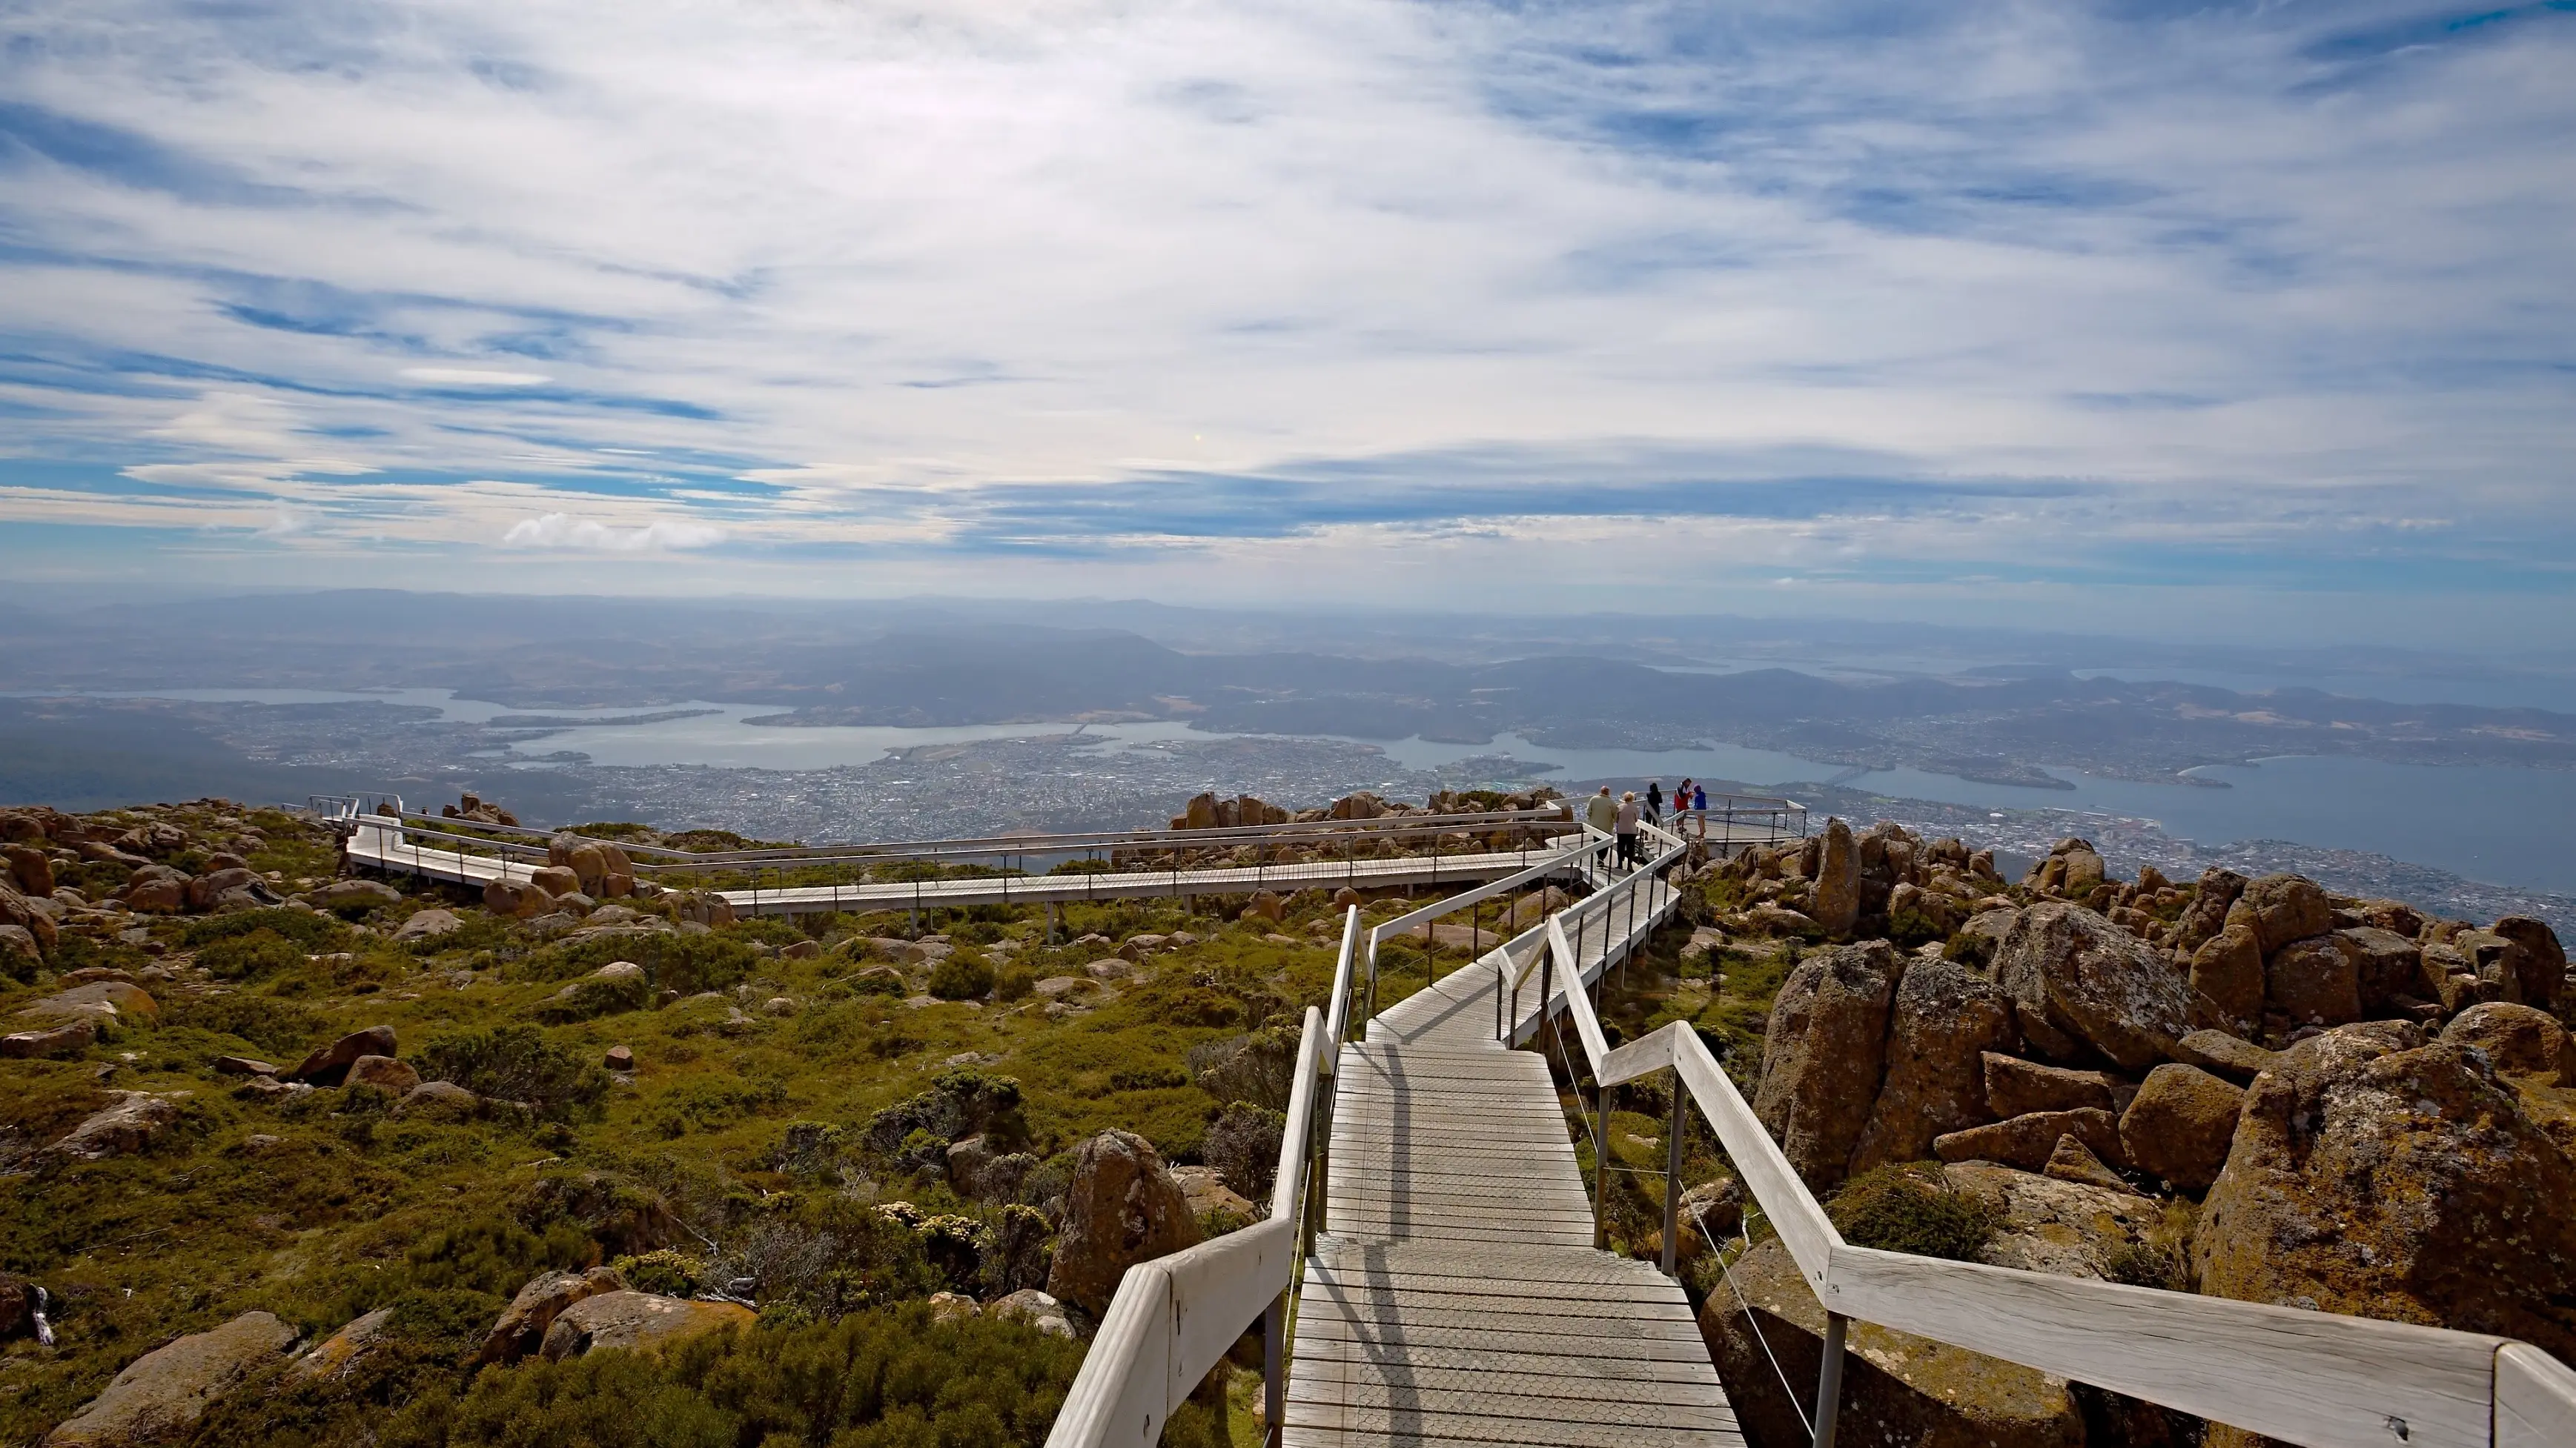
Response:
501,512,727,551
400,368,554,387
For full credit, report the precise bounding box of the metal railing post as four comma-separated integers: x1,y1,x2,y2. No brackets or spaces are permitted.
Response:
1814,1314,1848,1448
1661,1072,1684,1276
1593,1077,1611,1250
1263,1292,1286,1448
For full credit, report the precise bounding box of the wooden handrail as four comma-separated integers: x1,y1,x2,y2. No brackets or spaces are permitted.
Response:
1585,1015,2576,1448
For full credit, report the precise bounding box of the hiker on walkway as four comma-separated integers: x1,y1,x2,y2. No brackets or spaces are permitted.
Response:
1645,780,1663,827
1675,777,1695,836
1615,791,1643,867
1692,782,1709,839
1585,786,1618,850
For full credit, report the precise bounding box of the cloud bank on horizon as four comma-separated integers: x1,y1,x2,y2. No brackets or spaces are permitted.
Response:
0,0,2569,640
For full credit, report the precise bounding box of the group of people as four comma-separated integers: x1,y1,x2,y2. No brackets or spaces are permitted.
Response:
1582,777,1712,867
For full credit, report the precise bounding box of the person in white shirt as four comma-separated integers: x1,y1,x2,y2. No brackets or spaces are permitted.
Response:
1615,791,1643,867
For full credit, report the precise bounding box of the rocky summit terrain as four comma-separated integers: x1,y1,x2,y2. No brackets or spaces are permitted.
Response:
1688,820,2576,1448
0,791,2569,1448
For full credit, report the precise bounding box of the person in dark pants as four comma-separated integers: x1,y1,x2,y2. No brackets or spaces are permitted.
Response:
1615,791,1643,867
1645,780,1663,826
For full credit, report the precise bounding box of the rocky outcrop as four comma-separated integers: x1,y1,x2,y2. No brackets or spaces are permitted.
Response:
2118,1064,2244,1193
1847,959,2017,1176
1981,1054,2116,1119
294,1308,394,1382
480,1266,627,1364
1943,1162,2174,1281
46,1093,181,1163
2264,934,2360,1029
483,878,552,918
1810,818,1861,938
2171,868,2247,956
2232,874,2334,954
2440,1003,2574,1083
288,1026,397,1086
2194,1026,2576,1361
2491,917,2568,1013
2171,1029,2280,1083
3,1020,97,1059
2188,927,2265,1036
538,1292,755,1361
391,908,461,943
1043,1129,1202,1317
1934,1109,2122,1173
1994,903,2192,1069
42,1311,296,1446
1755,941,1901,1192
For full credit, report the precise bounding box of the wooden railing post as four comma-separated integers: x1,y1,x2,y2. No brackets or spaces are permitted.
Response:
1262,1292,1285,1448
1661,1071,1684,1277
1594,1077,1611,1251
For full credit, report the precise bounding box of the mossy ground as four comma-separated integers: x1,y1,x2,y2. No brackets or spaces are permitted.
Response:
0,802,1532,1446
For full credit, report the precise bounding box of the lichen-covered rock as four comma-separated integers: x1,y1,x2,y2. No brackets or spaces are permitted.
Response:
2264,934,2361,1029
1981,1054,2116,1119
539,1291,755,1360
294,1308,394,1382
1700,1238,2086,1448
396,1080,480,1117
1043,1129,1202,1318
1754,940,1901,1192
2194,1028,2576,1360
2042,1133,2131,1192
1933,1109,2122,1173
391,908,461,942
2231,874,2334,955
343,1055,420,1095
2335,926,2423,1012
987,1288,1081,1339
2441,1003,2574,1085
480,1266,627,1364
42,1310,295,1446
1810,817,1861,937
2119,1064,2245,1194
2171,868,2248,956
1943,1162,2174,1281
2491,916,2568,1012
288,1026,397,1086
1847,959,2018,1177
45,1092,182,1163
17,980,156,1032
1993,903,2193,1069
2188,926,2264,1035
483,877,552,918
2,1020,97,1059
2171,1029,2280,1083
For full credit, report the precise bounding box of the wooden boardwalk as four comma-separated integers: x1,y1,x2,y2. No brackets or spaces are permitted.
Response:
1285,869,1743,1447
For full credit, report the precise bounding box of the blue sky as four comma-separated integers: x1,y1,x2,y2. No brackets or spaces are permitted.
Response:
1,0,2571,645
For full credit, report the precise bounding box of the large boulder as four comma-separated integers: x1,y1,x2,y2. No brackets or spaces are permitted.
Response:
391,908,463,943
1993,903,2193,1069
483,877,552,918
0,881,59,956
2231,875,2334,955
1700,1238,2087,1448
1810,819,1860,937
2336,926,2424,1012
2440,1003,2574,1084
2265,934,2361,1029
1043,1129,1202,1318
2171,869,2248,955
1847,960,2018,1176
4,845,53,898
17,981,157,1032
42,1310,296,1446
295,1308,394,1383
480,1266,627,1364
2194,1028,2576,1360
1981,1055,2116,1119
2491,917,2568,1012
2118,1064,2244,1193
344,1056,420,1095
1754,941,1902,1192
1933,1109,2122,1173
2188,926,2265,1035
2,1020,97,1060
538,1292,755,1361
45,1092,182,1163
288,1026,397,1086
1943,1161,2175,1281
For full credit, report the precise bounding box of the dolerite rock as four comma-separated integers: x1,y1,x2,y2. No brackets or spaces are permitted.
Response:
288,1026,397,1086
45,1092,182,1163
3,844,53,898
2042,1133,2133,1193
2058,846,2106,899
42,1311,297,1447
1699,1238,2087,1448
2171,1029,2281,1084
987,1288,1080,1339
2335,926,2424,1013
1847,959,2019,1177
2171,868,2248,956
305,879,400,910
2,1020,96,1059
2188,926,2265,1034
119,869,186,916
1934,1109,2122,1172
480,1266,627,1364
295,1307,394,1382
2231,874,2334,954
539,1292,755,1361
2264,934,2361,1029
17,980,158,1032
2118,1064,2244,1193
1809,818,1861,938
391,908,461,942
1993,903,2193,1070
396,1081,480,1117
2441,1003,2575,1084
529,865,581,897
0,883,60,955
1981,1054,2117,1119
2195,1026,2576,1360
1753,940,1902,1192
2491,916,2568,1012
1043,1129,1202,1318
483,877,551,918
1942,1162,2173,1280
343,1055,420,1095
